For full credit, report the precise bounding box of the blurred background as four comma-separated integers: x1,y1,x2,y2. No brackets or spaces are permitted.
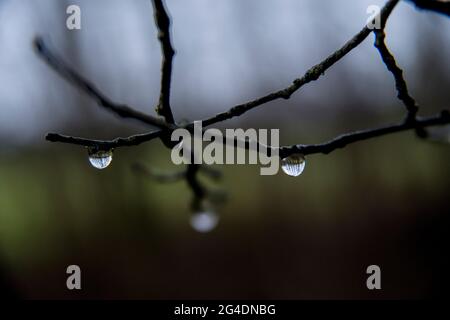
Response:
0,0,449,299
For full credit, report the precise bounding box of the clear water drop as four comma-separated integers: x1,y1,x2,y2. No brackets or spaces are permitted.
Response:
190,211,219,233
281,153,306,177
88,149,113,169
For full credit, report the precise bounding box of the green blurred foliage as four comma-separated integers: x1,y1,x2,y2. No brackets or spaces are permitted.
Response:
0,131,448,298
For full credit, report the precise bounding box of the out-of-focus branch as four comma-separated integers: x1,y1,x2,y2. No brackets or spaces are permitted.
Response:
132,163,187,183
279,111,450,158
152,0,176,124
34,37,172,130
185,163,227,209
185,164,205,200
133,161,224,208
198,165,223,181
132,162,223,184
407,0,450,16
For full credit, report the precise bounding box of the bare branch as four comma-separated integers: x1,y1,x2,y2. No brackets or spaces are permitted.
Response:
34,37,172,130
39,0,403,152
374,30,419,119
47,109,450,159
46,131,160,149
152,0,176,124
201,0,400,127
279,110,450,158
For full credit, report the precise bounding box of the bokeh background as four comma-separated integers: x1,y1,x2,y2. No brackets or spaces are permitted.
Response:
0,0,449,299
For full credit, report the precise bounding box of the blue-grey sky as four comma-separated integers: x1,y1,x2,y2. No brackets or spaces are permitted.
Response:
0,0,449,147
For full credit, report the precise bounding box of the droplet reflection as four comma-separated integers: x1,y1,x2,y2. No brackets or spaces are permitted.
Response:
281,153,306,177
88,149,113,169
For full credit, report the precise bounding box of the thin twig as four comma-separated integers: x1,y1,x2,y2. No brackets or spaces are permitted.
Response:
46,131,160,149
185,164,205,197
279,111,450,158
374,30,419,119
152,0,176,124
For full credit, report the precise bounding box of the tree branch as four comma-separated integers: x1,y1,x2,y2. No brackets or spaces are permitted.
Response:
39,0,449,210
46,131,160,149
38,0,401,149
201,0,400,127
279,110,450,158
46,110,450,159
34,37,172,130
152,0,176,124
374,30,419,119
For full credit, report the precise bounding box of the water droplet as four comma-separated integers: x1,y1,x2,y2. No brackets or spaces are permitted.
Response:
190,211,219,233
88,148,113,169
281,153,306,177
